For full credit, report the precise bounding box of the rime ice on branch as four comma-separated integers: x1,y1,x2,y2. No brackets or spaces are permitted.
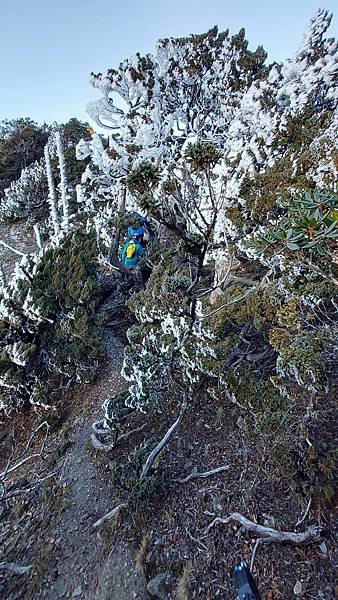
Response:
44,143,60,236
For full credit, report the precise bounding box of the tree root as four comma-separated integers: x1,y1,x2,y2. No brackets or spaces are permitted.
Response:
205,512,323,544
92,502,127,528
140,395,187,480
90,433,116,453
174,464,230,484
92,420,113,436
0,562,32,575
90,421,146,453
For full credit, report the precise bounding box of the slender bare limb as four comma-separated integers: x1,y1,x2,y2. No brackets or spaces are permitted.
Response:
1,422,49,480
140,395,187,480
296,498,312,527
250,538,265,571
118,423,147,442
202,289,254,320
298,259,338,287
4,471,57,501
186,529,208,551
0,240,25,257
93,502,127,528
0,562,32,575
205,512,323,543
174,464,230,484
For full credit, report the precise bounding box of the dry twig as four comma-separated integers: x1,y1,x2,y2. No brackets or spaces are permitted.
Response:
174,464,230,484
92,502,127,528
296,498,312,527
0,421,49,480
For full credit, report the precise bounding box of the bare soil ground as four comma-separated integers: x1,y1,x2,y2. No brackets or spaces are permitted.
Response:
100,387,337,600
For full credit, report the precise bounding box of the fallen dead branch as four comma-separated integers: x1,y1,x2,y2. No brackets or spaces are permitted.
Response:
1,421,51,505
92,420,113,436
174,464,230,484
0,562,32,575
119,423,147,442
205,512,323,544
140,394,187,480
92,502,127,528
250,538,262,571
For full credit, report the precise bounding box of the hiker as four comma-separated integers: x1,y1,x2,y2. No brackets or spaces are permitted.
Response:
121,226,145,268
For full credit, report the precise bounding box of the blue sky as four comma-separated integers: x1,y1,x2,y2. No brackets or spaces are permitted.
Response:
1,1,337,126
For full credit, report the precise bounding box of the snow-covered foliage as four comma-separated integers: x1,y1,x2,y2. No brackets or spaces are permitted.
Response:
76,134,122,217
84,11,337,427
110,251,214,418
0,158,48,223
0,228,102,415
87,9,337,239
0,120,92,224
0,131,104,415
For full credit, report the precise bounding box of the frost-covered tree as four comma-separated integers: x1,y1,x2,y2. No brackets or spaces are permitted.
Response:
0,119,92,224
0,158,48,222
0,229,102,415
86,9,337,242
88,11,337,497
0,118,49,197
0,129,104,415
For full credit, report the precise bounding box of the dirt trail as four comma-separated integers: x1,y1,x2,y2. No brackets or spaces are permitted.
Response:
35,337,147,600
0,221,148,599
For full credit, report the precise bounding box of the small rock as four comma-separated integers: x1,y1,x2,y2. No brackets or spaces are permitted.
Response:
147,573,167,599
72,586,82,597
236,447,250,456
262,513,276,528
236,416,245,429
319,542,328,554
293,580,302,595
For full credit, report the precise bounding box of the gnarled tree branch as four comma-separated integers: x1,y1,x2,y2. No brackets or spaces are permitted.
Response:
205,512,323,544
